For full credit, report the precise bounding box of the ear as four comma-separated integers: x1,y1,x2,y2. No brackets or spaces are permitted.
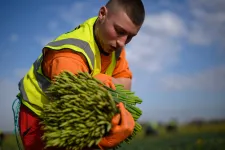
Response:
98,6,108,20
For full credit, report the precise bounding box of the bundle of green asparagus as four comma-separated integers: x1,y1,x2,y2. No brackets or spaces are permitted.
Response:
40,71,142,150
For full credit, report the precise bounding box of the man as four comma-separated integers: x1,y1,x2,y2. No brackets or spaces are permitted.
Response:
17,0,145,149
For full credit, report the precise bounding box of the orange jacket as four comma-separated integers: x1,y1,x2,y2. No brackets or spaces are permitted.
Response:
41,48,132,80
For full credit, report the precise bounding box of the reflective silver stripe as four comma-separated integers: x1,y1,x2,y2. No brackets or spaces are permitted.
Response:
18,77,29,101
19,38,121,101
33,56,51,91
19,56,51,101
47,38,95,68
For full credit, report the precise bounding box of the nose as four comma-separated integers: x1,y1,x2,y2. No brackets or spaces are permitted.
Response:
116,35,127,48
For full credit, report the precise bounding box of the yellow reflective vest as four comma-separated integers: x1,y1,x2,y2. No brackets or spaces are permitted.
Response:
18,16,122,116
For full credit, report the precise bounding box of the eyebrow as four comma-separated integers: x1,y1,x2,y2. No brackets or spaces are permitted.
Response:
114,24,137,36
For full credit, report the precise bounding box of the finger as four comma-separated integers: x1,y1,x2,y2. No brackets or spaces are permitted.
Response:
123,108,135,121
124,109,135,130
111,83,116,90
119,103,135,129
106,81,116,90
111,114,121,127
104,82,110,88
117,102,128,126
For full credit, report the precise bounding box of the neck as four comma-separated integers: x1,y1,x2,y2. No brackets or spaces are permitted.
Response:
93,19,110,56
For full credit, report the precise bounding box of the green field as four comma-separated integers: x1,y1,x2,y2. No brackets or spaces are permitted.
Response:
117,122,225,150
1,122,225,150
118,131,225,150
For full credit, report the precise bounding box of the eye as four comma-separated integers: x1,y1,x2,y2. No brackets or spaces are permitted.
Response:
115,27,126,36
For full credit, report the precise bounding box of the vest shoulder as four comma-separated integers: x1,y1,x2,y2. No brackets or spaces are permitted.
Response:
63,17,97,41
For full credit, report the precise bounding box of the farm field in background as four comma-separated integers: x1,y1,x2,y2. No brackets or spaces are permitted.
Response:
1,121,225,150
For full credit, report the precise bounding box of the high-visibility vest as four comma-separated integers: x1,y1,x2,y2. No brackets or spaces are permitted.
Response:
18,16,122,116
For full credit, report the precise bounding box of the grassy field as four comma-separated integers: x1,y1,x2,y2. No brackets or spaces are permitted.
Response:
1,122,225,150
119,131,225,150
118,122,225,150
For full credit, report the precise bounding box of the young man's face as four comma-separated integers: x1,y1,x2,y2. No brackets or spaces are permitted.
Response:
97,6,142,54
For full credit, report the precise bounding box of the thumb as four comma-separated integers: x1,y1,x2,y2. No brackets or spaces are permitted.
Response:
111,114,121,127
109,82,116,90
105,80,115,90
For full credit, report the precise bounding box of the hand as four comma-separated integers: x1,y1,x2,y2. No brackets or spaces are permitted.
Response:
94,73,116,90
98,102,135,149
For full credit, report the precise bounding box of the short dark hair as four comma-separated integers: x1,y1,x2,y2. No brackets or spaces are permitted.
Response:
106,0,145,26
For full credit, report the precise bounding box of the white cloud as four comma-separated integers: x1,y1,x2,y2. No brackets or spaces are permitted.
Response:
148,0,225,49
144,11,187,37
125,0,225,75
59,2,99,26
0,78,19,131
35,1,101,47
189,0,225,12
187,22,211,45
9,34,18,42
187,0,225,47
126,11,183,73
160,65,225,92
35,36,55,47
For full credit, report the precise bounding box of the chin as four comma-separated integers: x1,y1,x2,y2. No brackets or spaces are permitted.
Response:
104,48,112,54
108,49,115,53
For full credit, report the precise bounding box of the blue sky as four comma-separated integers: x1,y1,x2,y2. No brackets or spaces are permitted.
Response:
0,0,225,131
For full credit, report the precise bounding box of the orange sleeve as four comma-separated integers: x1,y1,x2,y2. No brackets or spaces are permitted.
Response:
42,48,89,80
112,49,133,79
